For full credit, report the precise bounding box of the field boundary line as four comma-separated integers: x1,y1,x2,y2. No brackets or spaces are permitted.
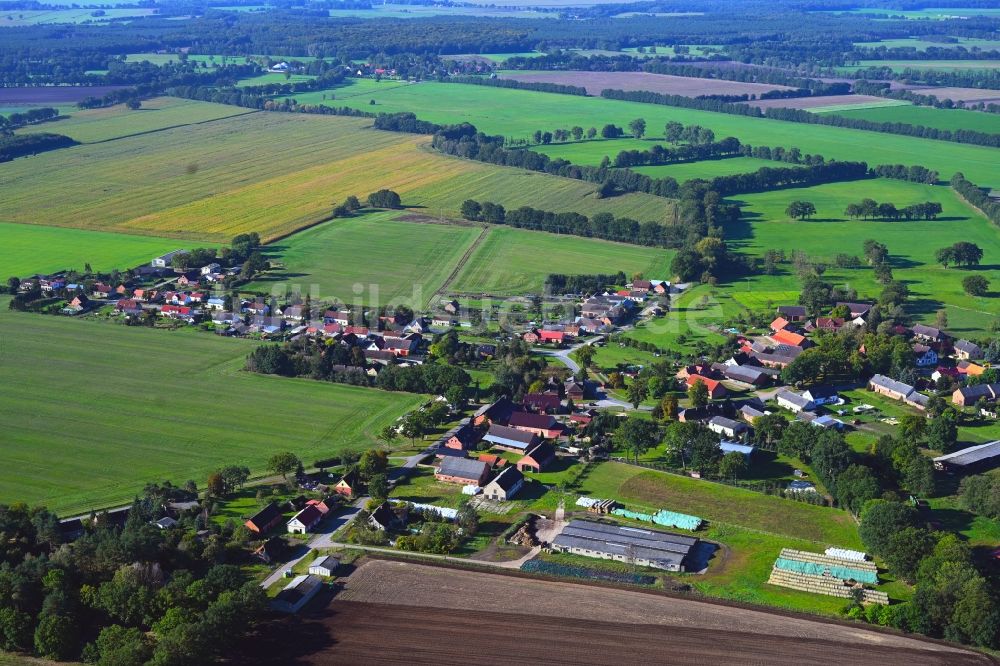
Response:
433,224,490,300
84,108,259,145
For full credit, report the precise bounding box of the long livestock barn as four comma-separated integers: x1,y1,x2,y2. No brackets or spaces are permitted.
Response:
933,440,1000,472
551,520,699,572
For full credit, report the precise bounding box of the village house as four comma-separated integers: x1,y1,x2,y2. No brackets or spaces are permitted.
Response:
953,383,1000,407
244,503,283,534
539,329,566,344
770,316,790,332
913,343,939,368
801,386,839,406
482,467,525,501
564,381,585,401
287,505,323,534
253,537,285,564
368,501,405,531
435,457,491,486
334,470,362,497
954,340,983,361
517,441,556,473
438,421,480,451
305,495,339,515
958,360,986,377
776,305,807,321
685,374,728,399
771,328,810,348
91,282,114,298
740,404,766,423
836,302,873,320
912,324,947,343
477,453,508,470
523,392,561,414
115,298,144,316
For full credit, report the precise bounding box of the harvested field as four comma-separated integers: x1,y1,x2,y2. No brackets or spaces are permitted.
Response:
499,70,794,97
0,86,128,105
243,601,990,665
907,86,1000,104
746,94,905,110
309,560,986,663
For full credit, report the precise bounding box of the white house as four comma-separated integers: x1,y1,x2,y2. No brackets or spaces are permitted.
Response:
482,467,524,501
151,249,190,268
707,416,748,439
776,390,815,413
308,555,339,577
200,262,221,275
286,505,323,534
801,386,839,406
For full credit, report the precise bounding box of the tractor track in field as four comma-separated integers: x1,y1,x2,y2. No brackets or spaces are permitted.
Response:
432,223,490,301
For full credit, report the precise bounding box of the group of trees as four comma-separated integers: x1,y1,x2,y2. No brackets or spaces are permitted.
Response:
871,163,939,185
857,501,1000,648
612,135,739,168
844,199,942,221
935,241,984,268
0,502,265,663
0,106,59,131
0,133,77,163
951,172,1000,229
544,271,627,295
709,160,868,196
785,200,817,220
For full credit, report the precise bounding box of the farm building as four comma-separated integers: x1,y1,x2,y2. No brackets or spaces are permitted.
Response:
685,374,727,399
801,386,839,406
912,324,947,343
482,467,525,501
508,412,563,438
436,420,480,451
151,249,190,268
435,457,491,486
551,520,699,572
708,416,748,439
334,470,362,497
868,374,928,410
771,329,809,348
523,392,562,414
272,574,323,614
483,424,539,452
244,503,283,534
720,441,755,460
517,441,556,473
723,364,768,386
473,397,517,426
308,555,339,577
776,390,815,413
776,305,807,321
933,440,1000,473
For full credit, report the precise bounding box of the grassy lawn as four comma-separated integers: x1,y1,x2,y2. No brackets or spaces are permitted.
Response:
818,104,1000,134
0,302,423,515
17,96,253,144
243,212,482,307
732,179,1000,336
449,225,672,295
623,284,730,354
0,222,185,277
853,37,1000,50
236,73,317,87
578,461,862,547
840,59,1000,72
389,467,466,508
316,81,1000,185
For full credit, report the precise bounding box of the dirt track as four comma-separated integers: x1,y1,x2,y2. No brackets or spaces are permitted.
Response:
238,559,994,664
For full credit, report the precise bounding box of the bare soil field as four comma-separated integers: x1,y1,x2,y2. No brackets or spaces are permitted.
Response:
746,94,892,110
239,560,993,665
500,70,794,96
906,86,1000,103
0,86,128,104
332,560,984,657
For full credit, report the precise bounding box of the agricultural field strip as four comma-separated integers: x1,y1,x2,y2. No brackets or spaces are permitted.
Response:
339,560,970,654
0,303,423,515
0,110,669,245
319,82,1000,186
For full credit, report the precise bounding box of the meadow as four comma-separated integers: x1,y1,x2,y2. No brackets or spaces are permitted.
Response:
0,7,155,26
236,72,316,87
818,103,1000,134
17,96,253,143
287,77,413,102
316,82,1000,185
243,212,483,307
448,225,672,295
632,156,783,181
2,109,668,246
840,59,1000,72
733,178,1000,334
853,37,1000,50
0,222,184,277
0,300,424,515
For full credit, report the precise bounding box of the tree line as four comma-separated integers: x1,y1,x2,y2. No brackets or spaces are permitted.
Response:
441,75,588,97
951,172,1000,229
708,160,869,196
843,198,943,221
0,107,59,131
544,272,627,295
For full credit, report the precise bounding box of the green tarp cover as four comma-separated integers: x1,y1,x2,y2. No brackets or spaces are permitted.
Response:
774,557,878,584
612,508,703,531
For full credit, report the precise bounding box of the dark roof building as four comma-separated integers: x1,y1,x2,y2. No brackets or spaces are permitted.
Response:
483,424,539,451
934,440,1000,472
552,520,699,572
245,503,284,534
436,457,491,485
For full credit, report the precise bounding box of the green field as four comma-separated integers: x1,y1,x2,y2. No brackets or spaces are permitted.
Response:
285,77,413,102
854,37,1000,50
311,82,1000,187
818,104,1000,134
449,225,672,295
633,156,784,181
2,109,667,246
0,300,424,514
840,59,1000,73
0,7,156,26
236,72,317,87
0,222,185,277
804,99,911,113
17,96,253,144
244,212,483,306
326,4,550,18
733,179,1000,334
839,7,1000,18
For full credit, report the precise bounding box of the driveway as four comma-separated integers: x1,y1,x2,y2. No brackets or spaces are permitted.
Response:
259,502,364,589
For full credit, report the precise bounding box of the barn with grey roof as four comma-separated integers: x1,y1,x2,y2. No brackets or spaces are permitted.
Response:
551,520,699,572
